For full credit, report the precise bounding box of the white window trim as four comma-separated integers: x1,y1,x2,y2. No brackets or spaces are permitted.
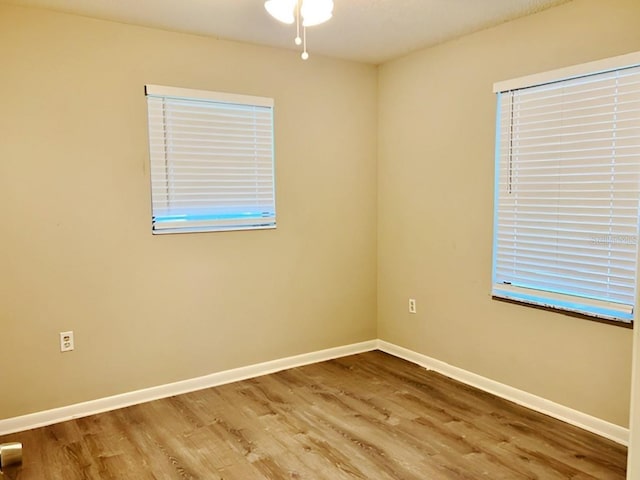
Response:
492,51,640,324
145,85,276,235
494,51,640,93
145,85,273,109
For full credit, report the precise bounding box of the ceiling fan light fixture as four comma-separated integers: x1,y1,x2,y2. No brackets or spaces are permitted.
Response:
265,0,334,60
264,0,296,24
301,0,333,27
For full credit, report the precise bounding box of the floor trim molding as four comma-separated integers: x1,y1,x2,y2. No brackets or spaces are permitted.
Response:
1,339,629,446
0,340,377,436
377,340,629,446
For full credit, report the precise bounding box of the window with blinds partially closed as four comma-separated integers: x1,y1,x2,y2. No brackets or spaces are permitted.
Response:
492,53,640,323
145,85,276,234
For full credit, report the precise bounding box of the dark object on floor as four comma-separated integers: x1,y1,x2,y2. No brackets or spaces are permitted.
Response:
0,442,22,475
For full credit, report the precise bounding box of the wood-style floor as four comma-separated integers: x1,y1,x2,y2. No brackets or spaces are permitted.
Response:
0,351,627,479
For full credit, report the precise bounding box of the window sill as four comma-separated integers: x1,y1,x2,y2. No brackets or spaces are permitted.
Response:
492,295,634,329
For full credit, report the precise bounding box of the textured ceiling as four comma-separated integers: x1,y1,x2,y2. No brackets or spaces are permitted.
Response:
1,0,571,64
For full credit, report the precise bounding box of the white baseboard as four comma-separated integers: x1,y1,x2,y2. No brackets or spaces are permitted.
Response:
0,340,378,436
377,340,629,446
1,338,629,446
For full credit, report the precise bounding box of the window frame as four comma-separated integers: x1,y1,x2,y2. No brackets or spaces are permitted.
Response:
145,84,276,235
491,51,640,325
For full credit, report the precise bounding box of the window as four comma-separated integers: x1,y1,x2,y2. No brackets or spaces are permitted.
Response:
492,52,640,323
145,85,276,234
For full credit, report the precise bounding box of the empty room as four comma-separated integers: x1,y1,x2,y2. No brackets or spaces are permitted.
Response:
1,0,640,478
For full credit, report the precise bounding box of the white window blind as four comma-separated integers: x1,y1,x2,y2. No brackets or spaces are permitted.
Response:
492,57,640,323
145,85,276,234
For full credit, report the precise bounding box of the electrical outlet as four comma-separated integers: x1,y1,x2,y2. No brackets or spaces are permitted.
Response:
60,331,74,352
409,298,417,314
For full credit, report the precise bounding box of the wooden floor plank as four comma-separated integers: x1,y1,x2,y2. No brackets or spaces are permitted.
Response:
0,351,627,479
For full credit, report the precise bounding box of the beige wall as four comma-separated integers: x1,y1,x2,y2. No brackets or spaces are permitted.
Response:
0,4,378,419
378,0,640,427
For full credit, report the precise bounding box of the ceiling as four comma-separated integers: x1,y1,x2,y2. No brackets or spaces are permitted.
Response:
2,0,571,64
